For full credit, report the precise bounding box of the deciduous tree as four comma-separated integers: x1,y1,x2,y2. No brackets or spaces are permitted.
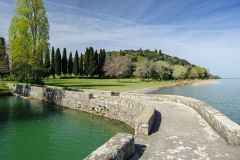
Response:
104,55,133,82
172,65,188,80
9,0,49,83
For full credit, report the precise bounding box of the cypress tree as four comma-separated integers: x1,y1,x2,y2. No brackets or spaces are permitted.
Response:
62,48,68,76
50,47,55,77
99,49,106,77
79,53,84,76
94,50,99,76
0,37,10,77
68,52,73,75
89,47,95,77
44,46,50,77
84,48,89,77
73,50,79,76
55,48,62,76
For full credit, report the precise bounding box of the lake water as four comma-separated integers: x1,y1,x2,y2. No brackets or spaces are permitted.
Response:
148,79,240,125
0,96,133,160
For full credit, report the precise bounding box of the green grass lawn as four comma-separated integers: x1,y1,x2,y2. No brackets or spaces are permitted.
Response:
44,78,196,92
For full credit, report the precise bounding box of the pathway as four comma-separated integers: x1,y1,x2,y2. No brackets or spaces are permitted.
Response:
133,101,240,160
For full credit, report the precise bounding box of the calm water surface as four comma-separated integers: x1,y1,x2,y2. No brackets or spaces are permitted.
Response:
149,79,240,125
0,96,133,160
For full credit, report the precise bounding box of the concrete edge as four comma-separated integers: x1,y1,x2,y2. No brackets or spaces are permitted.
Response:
84,133,135,160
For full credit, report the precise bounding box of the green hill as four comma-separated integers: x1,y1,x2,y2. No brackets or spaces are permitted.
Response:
106,49,219,80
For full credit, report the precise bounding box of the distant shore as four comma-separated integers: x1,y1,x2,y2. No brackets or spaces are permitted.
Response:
128,79,220,93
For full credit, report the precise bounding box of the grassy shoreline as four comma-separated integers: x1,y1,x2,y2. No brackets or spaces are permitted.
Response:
43,78,216,92
0,78,217,93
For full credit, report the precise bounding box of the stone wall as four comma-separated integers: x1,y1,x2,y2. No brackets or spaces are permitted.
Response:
7,84,157,159
84,133,135,160
120,93,240,145
8,84,155,132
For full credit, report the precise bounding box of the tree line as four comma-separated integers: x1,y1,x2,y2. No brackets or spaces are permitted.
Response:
45,47,106,78
6,0,218,83
103,49,219,81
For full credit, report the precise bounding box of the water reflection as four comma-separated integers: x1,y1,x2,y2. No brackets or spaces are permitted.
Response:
0,96,61,122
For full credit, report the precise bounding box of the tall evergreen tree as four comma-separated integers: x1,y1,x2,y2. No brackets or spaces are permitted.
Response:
55,48,61,76
94,50,99,76
89,47,95,77
0,37,10,78
99,49,106,77
50,47,55,77
79,53,84,76
73,50,79,76
84,47,90,77
44,46,50,77
62,48,68,76
68,52,73,75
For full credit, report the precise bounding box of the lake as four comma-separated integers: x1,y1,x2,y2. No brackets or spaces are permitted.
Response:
0,96,133,160
148,79,240,125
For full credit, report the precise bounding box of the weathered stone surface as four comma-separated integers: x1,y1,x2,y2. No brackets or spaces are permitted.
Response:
120,93,240,145
84,133,135,160
134,102,240,160
135,106,155,135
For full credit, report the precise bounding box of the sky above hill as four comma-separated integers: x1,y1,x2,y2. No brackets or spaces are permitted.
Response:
1,0,240,78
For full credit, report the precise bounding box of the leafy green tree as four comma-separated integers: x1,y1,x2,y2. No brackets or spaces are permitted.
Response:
188,67,198,79
195,66,208,79
68,52,73,75
50,47,55,77
172,65,188,79
55,48,61,76
134,59,154,81
73,51,79,76
79,53,84,76
62,48,68,76
9,0,49,83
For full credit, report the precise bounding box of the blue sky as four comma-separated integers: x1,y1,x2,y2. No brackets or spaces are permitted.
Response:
1,0,240,78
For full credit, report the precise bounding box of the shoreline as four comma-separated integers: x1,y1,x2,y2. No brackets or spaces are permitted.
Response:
127,79,220,94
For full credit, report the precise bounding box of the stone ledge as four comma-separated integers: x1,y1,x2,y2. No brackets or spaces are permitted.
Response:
84,133,135,160
120,93,240,145
135,106,155,135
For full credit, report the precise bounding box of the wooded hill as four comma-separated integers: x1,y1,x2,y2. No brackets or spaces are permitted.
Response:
105,49,218,80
